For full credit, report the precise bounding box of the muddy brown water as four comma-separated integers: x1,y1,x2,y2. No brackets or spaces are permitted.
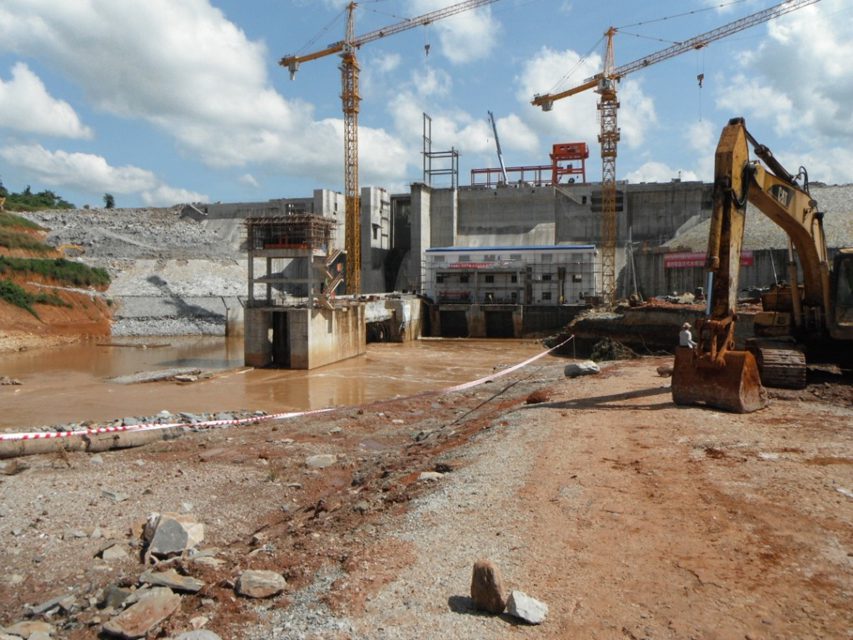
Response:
0,337,551,430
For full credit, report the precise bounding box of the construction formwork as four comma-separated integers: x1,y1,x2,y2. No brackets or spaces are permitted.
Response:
244,214,341,307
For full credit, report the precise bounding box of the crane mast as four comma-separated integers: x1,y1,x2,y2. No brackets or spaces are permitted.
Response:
281,0,502,295
532,0,821,307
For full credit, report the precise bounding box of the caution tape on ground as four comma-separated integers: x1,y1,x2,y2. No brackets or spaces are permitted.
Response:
0,335,573,443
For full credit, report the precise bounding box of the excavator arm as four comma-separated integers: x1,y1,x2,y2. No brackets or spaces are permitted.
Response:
671,118,766,412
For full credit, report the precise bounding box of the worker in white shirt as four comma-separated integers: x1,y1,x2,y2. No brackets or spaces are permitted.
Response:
679,322,697,348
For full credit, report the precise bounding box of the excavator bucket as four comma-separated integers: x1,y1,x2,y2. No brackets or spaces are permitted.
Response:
671,347,767,413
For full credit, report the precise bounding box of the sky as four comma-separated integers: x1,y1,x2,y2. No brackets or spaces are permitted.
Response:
0,0,851,209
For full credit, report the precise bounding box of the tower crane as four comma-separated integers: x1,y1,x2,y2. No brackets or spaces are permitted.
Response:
532,0,820,307
281,0,501,294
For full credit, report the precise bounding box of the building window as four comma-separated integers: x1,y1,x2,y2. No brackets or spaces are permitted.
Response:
433,255,445,263
572,274,583,283
460,275,470,283
542,292,552,301
511,274,518,283
436,275,444,283
484,274,495,283
542,273,552,281
541,254,553,263
459,254,471,262
510,254,522,261
484,254,496,261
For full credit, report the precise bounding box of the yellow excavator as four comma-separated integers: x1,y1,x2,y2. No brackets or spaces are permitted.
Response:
672,117,853,412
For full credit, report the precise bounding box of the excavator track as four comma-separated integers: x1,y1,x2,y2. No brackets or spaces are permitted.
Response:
746,341,807,389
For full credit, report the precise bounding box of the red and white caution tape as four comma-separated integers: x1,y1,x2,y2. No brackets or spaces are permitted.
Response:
0,336,572,443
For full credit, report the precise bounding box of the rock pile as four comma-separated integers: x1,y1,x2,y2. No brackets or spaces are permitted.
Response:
0,512,290,639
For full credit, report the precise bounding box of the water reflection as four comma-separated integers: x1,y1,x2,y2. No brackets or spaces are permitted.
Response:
1,338,547,430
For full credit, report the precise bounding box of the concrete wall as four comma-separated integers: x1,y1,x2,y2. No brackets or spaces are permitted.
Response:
293,305,366,369
455,185,555,246
244,308,272,367
361,187,391,293
244,305,366,369
409,184,432,293
626,181,712,245
430,188,457,247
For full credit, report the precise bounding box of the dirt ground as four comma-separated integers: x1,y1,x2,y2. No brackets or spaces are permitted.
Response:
0,355,850,639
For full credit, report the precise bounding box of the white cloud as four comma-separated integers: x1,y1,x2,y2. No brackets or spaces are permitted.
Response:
375,52,402,74
516,47,657,149
626,161,698,184
141,185,209,207
0,144,207,206
0,0,409,185
715,1,852,140
409,0,501,64
239,174,260,188
494,113,539,156
0,63,91,139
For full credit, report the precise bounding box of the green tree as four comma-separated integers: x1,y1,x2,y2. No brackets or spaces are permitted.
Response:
103,193,115,209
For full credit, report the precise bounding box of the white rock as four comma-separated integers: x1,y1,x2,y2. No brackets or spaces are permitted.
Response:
563,361,600,378
418,471,444,482
506,590,548,624
305,454,337,469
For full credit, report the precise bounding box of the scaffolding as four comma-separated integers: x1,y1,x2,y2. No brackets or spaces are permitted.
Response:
245,214,342,308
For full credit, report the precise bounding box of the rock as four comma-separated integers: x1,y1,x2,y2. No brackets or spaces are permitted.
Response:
28,633,51,640
100,544,131,562
418,471,444,482
235,570,286,598
0,460,25,476
525,389,551,404
656,364,674,377
139,568,204,593
90,454,104,464
4,621,55,637
144,513,204,560
102,587,181,639
506,590,548,624
25,594,76,616
0,376,22,385
470,560,507,614
305,454,337,469
563,361,600,378
100,584,133,610
102,489,129,503
175,631,221,640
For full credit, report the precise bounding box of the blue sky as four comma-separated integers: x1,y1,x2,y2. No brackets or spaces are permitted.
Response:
0,0,850,208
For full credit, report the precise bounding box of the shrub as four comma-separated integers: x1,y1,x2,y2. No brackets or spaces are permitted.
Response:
0,257,110,287
0,211,43,230
0,229,53,253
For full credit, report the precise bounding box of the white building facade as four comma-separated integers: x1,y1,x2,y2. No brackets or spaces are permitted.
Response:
424,245,600,305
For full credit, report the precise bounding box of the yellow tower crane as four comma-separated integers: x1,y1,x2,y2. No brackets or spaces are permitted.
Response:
281,0,501,295
532,0,820,307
